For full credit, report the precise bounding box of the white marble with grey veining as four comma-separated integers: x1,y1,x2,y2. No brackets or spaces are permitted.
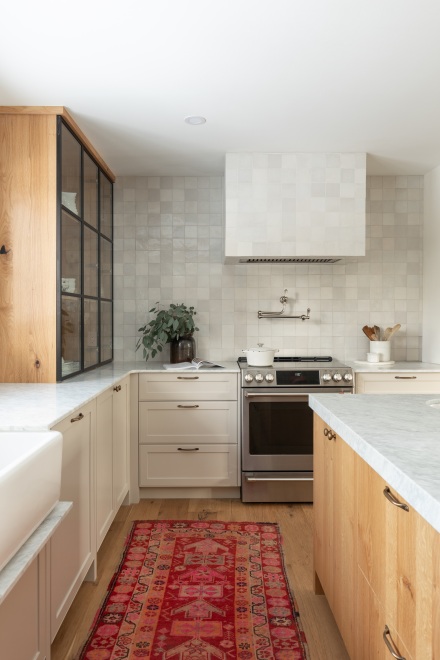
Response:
0,502,72,606
347,360,440,373
0,361,239,431
309,393,440,534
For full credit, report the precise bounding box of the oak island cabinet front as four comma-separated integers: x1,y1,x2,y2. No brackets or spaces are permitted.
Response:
313,411,440,660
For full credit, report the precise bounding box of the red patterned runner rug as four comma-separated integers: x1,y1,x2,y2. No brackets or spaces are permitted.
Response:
78,520,310,660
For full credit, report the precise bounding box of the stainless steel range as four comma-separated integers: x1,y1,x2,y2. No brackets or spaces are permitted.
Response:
239,356,354,503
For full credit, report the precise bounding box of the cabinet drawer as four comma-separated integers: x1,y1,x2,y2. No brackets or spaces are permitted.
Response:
357,457,434,658
357,567,410,660
356,372,440,393
139,401,237,445
139,444,238,487
139,373,238,401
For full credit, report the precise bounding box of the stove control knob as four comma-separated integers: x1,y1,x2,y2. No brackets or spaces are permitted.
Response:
343,373,353,382
255,373,264,383
322,373,332,382
244,374,253,383
265,373,274,383
333,373,342,382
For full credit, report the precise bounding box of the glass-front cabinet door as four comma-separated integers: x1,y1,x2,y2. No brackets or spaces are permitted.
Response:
58,118,113,380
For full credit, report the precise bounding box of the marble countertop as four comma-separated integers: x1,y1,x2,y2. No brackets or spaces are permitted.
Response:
0,361,240,431
0,502,72,606
309,393,440,534
347,360,440,373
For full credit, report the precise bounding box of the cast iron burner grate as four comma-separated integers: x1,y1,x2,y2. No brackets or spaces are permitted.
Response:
238,356,333,363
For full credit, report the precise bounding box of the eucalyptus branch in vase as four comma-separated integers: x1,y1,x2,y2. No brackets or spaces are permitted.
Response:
136,302,199,361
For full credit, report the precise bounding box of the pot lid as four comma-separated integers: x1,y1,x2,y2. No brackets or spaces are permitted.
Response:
242,344,279,353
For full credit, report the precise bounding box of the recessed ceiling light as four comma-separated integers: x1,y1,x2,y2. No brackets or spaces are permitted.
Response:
185,116,206,125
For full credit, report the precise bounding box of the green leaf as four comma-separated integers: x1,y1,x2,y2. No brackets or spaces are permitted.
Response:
157,345,162,352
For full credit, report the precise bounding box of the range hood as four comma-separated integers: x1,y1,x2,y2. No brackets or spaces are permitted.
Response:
224,152,366,265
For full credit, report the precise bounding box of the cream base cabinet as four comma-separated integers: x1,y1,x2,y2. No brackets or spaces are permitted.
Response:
96,388,115,549
50,400,96,641
96,377,130,549
113,376,130,510
139,444,238,487
139,401,238,445
356,371,440,393
0,549,48,660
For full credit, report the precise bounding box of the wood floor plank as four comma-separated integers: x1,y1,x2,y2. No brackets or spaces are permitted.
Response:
51,498,350,660
187,497,233,520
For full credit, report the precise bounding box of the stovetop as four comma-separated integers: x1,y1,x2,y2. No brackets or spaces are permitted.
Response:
238,357,350,370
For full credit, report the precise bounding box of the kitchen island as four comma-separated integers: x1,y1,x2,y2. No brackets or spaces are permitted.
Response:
309,393,440,660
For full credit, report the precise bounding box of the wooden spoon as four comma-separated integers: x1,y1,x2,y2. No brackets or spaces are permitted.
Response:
374,325,381,341
383,324,401,341
362,325,376,341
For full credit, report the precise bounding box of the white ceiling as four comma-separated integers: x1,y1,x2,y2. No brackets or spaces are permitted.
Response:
2,0,440,176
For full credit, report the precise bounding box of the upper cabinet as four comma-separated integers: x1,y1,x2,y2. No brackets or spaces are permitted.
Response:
0,106,115,383
59,120,113,379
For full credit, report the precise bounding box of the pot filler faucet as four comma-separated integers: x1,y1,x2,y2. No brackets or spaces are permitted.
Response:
258,289,311,320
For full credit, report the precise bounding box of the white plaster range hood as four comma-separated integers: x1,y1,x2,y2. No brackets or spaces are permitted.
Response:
223,152,367,265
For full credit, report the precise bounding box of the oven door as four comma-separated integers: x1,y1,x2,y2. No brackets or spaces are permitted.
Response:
242,387,323,472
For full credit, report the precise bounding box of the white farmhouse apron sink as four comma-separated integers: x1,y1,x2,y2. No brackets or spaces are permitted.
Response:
0,431,63,572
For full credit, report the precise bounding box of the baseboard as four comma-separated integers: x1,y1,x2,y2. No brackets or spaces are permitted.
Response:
139,487,241,499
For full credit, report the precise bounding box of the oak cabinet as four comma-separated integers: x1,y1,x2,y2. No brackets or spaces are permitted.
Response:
50,400,96,641
314,411,440,660
0,107,115,383
357,457,435,659
357,567,410,660
313,413,357,659
355,371,440,394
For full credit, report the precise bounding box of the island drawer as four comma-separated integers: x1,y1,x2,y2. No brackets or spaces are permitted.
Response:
357,457,435,659
139,373,238,401
139,401,238,445
139,444,238,487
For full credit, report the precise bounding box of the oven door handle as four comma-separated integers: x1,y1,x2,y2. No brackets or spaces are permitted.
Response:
244,392,309,398
245,476,314,482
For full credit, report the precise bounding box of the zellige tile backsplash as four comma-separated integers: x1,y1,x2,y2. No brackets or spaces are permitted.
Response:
113,174,423,363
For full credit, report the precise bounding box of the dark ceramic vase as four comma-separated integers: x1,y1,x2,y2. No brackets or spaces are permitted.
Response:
170,333,196,363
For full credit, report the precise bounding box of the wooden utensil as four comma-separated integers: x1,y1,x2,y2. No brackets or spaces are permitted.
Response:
362,325,376,341
383,324,401,341
374,325,381,341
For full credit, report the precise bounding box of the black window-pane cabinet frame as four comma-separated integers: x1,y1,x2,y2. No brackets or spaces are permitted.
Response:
56,116,113,381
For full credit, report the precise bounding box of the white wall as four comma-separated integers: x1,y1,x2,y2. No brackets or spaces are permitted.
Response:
423,166,440,363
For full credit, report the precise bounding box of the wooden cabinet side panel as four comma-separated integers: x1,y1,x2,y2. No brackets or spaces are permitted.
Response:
333,436,357,659
313,413,325,594
0,114,57,383
113,377,130,509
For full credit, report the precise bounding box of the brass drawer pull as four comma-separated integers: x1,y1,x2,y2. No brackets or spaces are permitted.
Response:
383,487,409,512
395,376,416,379
178,447,199,451
177,376,199,380
383,625,406,659
71,413,84,423
177,405,199,409
324,428,335,440
113,385,121,392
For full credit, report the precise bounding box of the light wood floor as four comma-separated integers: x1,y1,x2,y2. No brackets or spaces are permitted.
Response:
51,499,350,660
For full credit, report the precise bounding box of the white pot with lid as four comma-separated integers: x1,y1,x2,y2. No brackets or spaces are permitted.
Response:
242,343,279,366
